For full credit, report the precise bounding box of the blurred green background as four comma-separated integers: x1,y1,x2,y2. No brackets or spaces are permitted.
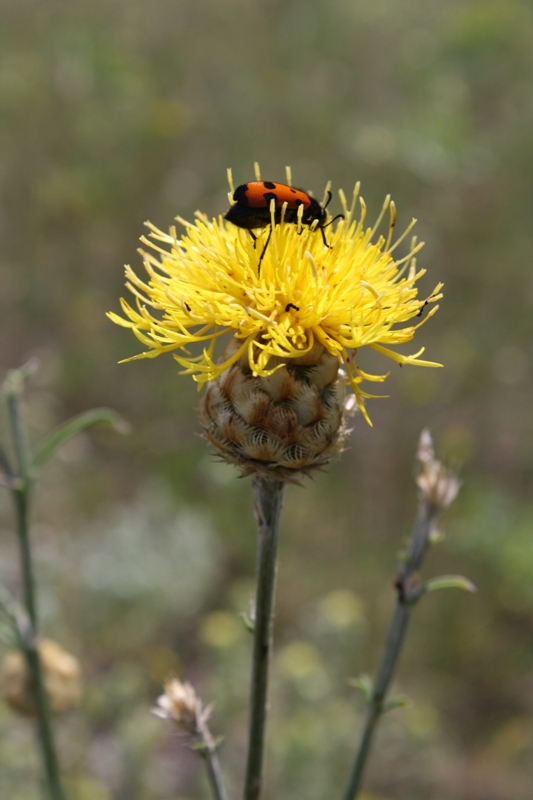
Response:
1,0,533,798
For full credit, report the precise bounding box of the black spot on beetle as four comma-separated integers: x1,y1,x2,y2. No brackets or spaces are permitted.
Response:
263,181,276,190
263,192,277,204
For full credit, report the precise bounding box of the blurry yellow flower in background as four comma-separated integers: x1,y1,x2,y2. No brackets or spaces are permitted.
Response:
109,168,442,478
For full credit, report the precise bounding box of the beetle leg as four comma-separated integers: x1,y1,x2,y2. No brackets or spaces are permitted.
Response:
417,299,429,318
257,226,272,273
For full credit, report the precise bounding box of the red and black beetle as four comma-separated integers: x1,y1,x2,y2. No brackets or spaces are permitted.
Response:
224,181,343,269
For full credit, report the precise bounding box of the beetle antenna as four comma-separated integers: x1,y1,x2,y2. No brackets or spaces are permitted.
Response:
324,190,332,209
323,213,344,229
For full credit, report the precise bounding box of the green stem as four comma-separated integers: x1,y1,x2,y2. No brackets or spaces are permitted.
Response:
343,501,437,800
6,378,67,800
243,476,285,800
202,746,228,800
343,604,411,800
194,708,227,800
15,488,38,627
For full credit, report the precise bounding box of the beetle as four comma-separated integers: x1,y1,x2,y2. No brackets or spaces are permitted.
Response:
224,181,344,269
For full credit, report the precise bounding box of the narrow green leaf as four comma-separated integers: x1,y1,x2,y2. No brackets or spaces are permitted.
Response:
191,736,224,755
423,575,477,595
210,735,224,752
239,611,255,634
191,741,210,755
32,408,129,470
383,695,410,714
348,674,374,702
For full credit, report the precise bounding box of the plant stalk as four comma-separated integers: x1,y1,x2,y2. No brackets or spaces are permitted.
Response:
343,500,438,800
243,476,285,800
6,377,67,800
202,745,228,800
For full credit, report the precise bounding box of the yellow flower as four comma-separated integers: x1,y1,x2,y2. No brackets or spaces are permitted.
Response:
109,167,442,427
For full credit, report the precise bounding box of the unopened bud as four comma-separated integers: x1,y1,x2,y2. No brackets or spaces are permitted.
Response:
153,677,212,739
416,429,460,510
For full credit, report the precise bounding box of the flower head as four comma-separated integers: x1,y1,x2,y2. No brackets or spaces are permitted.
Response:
109,167,442,427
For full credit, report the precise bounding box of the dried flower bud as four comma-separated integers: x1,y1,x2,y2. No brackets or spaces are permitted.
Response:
1,639,82,716
153,677,212,740
416,429,460,510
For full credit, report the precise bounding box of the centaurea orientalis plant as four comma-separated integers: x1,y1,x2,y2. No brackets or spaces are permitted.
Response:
109,165,470,800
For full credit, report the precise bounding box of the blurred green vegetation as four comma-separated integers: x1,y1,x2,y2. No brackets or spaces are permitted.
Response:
1,0,533,798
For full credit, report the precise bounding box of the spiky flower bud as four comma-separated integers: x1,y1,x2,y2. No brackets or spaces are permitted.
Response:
200,339,349,479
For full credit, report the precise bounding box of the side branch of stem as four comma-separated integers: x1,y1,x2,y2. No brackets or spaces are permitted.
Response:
5,373,68,800
343,501,438,800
